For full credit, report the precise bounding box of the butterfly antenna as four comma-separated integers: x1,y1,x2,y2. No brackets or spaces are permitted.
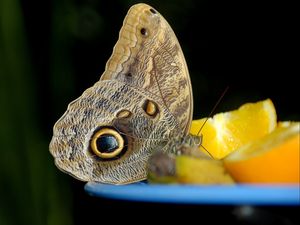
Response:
200,143,215,159
197,86,229,136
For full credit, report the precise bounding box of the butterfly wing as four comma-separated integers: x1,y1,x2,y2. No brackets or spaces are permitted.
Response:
101,3,193,134
49,3,193,184
50,80,180,184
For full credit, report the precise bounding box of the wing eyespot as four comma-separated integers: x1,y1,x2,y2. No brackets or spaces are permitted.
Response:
90,127,126,159
140,28,148,36
149,8,157,14
142,99,159,118
116,109,132,119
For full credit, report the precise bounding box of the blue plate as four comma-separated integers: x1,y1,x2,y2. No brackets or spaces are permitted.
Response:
85,182,300,205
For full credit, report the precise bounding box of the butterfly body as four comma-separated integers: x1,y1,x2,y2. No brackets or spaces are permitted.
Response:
50,3,195,184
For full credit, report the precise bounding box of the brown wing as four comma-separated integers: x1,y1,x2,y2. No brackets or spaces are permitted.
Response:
100,3,193,134
50,80,180,184
50,3,193,184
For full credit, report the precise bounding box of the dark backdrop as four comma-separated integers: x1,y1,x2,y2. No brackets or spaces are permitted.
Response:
0,0,298,225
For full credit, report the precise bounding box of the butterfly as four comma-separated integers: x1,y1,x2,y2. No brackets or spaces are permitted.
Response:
49,3,201,184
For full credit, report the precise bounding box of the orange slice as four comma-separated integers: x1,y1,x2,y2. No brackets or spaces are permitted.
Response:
190,99,277,159
224,122,300,184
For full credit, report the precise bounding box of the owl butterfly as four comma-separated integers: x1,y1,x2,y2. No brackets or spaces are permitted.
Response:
49,3,201,184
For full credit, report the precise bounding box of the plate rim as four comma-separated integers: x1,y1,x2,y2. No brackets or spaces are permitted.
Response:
85,182,300,206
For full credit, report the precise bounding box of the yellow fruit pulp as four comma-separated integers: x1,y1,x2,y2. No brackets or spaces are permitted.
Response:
190,99,277,159
176,155,234,184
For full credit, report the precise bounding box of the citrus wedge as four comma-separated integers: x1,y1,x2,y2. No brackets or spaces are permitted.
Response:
224,122,300,184
190,99,277,159
147,153,234,185
175,155,234,184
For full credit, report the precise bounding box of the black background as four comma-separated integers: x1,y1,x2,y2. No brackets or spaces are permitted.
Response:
0,0,298,224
